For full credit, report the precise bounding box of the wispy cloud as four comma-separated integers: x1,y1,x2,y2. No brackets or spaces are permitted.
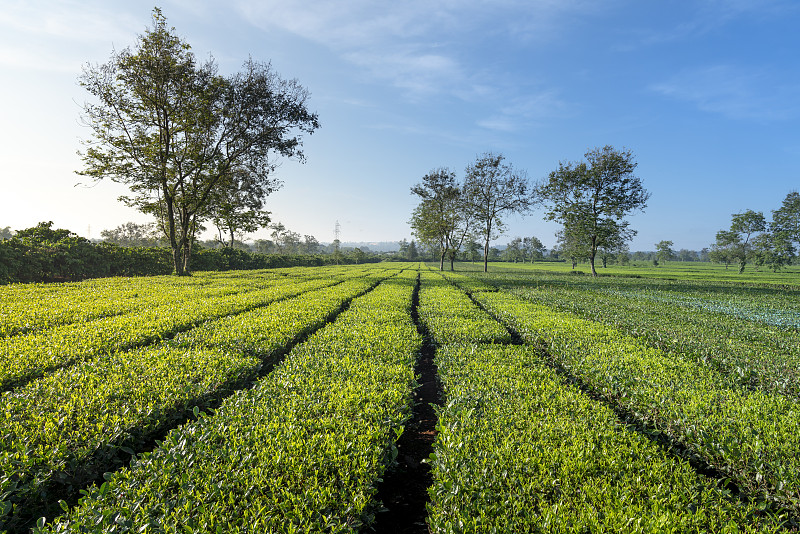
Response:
344,48,462,96
477,90,571,132
650,65,800,121
0,1,139,44
232,0,589,98
0,1,141,71
626,0,799,47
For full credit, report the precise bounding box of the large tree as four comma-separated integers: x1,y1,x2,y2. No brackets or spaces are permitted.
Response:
463,153,533,273
537,146,650,276
78,9,319,275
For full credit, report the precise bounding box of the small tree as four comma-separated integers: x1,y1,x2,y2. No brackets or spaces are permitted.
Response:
708,243,735,269
302,235,320,255
772,191,800,256
522,236,546,263
655,240,675,265
101,222,160,247
409,168,474,271
504,237,524,262
207,168,273,248
714,210,766,273
463,153,533,272
351,247,366,264
537,146,650,276
407,240,419,261
466,240,481,263
556,225,590,270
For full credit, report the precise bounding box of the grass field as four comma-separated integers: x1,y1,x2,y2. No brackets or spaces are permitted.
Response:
2,262,799,532
463,260,800,285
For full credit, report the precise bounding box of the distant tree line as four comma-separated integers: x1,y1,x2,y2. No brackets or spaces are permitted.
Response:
708,192,800,273
409,153,534,272
0,222,380,284
409,146,649,276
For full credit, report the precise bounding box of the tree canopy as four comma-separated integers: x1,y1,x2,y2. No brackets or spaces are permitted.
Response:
409,168,474,271
78,8,319,275
712,210,766,273
463,153,533,272
655,240,675,265
537,146,649,276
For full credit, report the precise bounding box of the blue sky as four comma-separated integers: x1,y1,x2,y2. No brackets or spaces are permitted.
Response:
1,0,798,251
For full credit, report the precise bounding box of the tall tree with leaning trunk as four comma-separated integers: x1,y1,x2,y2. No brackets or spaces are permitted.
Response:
77,9,319,275
537,146,650,276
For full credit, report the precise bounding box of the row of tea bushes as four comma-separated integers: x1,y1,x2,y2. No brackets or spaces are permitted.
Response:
470,288,800,516
36,270,421,533
0,275,221,339
504,282,800,400
428,344,784,533
0,266,371,340
417,270,509,345
418,272,782,531
0,275,387,533
0,271,365,391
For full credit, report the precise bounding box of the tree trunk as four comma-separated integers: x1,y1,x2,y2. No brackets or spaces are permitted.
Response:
589,254,598,276
164,192,185,276
172,246,184,276
439,248,445,271
175,214,193,276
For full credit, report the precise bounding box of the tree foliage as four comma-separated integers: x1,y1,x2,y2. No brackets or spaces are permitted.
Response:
537,146,649,276
655,240,675,265
772,191,800,246
101,222,161,247
713,210,766,273
409,168,475,271
522,236,546,263
78,8,319,275
463,153,533,273
207,168,273,248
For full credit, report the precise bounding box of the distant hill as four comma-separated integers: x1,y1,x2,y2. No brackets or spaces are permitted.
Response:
322,241,402,253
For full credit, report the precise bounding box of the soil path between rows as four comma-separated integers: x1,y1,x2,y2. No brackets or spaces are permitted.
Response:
373,275,440,533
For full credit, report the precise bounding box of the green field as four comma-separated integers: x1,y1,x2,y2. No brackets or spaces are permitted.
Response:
2,262,799,532
466,260,800,285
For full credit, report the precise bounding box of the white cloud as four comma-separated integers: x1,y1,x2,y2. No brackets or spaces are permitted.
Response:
344,48,462,96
